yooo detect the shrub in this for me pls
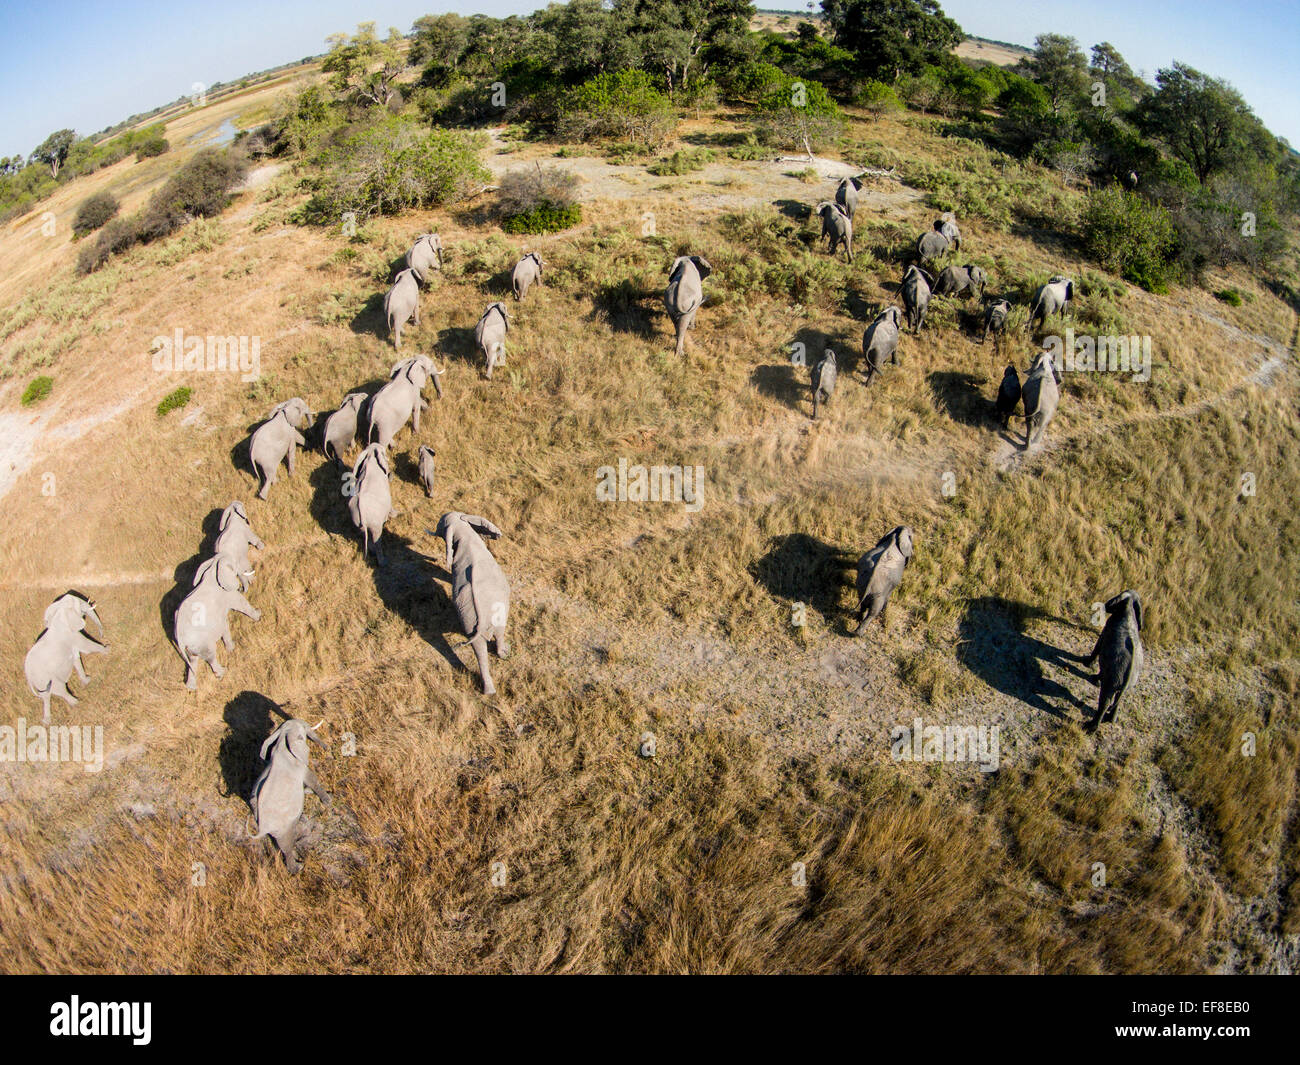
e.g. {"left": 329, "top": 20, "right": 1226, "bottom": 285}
{"left": 752, "top": 76, "right": 845, "bottom": 155}
{"left": 648, "top": 149, "right": 715, "bottom": 176}
{"left": 558, "top": 71, "right": 676, "bottom": 149}
{"left": 134, "top": 135, "right": 169, "bottom": 160}
{"left": 20, "top": 376, "right": 53, "bottom": 406}
{"left": 855, "top": 80, "right": 902, "bottom": 116}
{"left": 303, "top": 121, "right": 488, "bottom": 222}
{"left": 498, "top": 165, "right": 581, "bottom": 233}
{"left": 157, "top": 386, "right": 192, "bottom": 416}
{"left": 1082, "top": 185, "right": 1175, "bottom": 292}
{"left": 1214, "top": 288, "right": 1243, "bottom": 306}
{"left": 72, "top": 192, "right": 119, "bottom": 237}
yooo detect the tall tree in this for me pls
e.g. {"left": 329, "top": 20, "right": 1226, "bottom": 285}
{"left": 615, "top": 0, "right": 756, "bottom": 94}
{"left": 1025, "top": 34, "right": 1089, "bottom": 116}
{"left": 322, "top": 23, "right": 407, "bottom": 109}
{"left": 33, "top": 130, "right": 75, "bottom": 179}
{"left": 819, "top": 0, "right": 963, "bottom": 84}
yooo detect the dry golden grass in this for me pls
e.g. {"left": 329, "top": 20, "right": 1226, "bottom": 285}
{"left": 0, "top": 87, "right": 1297, "bottom": 972}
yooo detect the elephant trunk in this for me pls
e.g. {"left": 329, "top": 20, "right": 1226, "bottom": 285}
{"left": 86, "top": 605, "right": 103, "bottom": 636}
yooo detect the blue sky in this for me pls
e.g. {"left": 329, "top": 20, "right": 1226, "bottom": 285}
{"left": 0, "top": 0, "right": 1296, "bottom": 159}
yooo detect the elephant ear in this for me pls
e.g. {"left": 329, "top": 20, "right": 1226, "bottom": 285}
{"left": 1065, "top": 280, "right": 1075, "bottom": 301}
{"left": 895, "top": 526, "right": 914, "bottom": 561}
{"left": 465, "top": 515, "right": 503, "bottom": 539}
{"left": 43, "top": 596, "right": 76, "bottom": 630}
{"left": 260, "top": 722, "right": 289, "bottom": 762}
{"left": 919, "top": 268, "right": 934, "bottom": 288}
{"left": 1131, "top": 594, "right": 1143, "bottom": 631}
{"left": 691, "top": 256, "right": 712, "bottom": 280}
{"left": 285, "top": 723, "right": 310, "bottom": 762}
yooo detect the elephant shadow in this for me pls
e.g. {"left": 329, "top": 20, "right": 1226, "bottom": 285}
{"left": 927, "top": 371, "right": 991, "bottom": 428}
{"left": 751, "top": 364, "right": 805, "bottom": 411}
{"left": 773, "top": 198, "right": 811, "bottom": 222}
{"left": 367, "top": 531, "right": 468, "bottom": 678}
{"left": 436, "top": 325, "right": 479, "bottom": 366}
{"left": 956, "top": 597, "right": 1095, "bottom": 720}
{"left": 350, "top": 292, "right": 388, "bottom": 341}
{"left": 590, "top": 280, "right": 657, "bottom": 338}
{"left": 750, "top": 533, "right": 855, "bottom": 630}
{"left": 158, "top": 507, "right": 225, "bottom": 650}
{"left": 307, "top": 459, "right": 360, "bottom": 541}
{"left": 218, "top": 690, "right": 284, "bottom": 801}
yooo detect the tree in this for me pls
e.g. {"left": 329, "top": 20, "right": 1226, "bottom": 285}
{"left": 1025, "top": 34, "right": 1088, "bottom": 116}
{"left": 409, "top": 13, "right": 471, "bottom": 84}
{"left": 819, "top": 0, "right": 963, "bottom": 84}
{"left": 1138, "top": 63, "right": 1271, "bottom": 184}
{"left": 615, "top": 0, "right": 756, "bottom": 94}
{"left": 752, "top": 75, "right": 844, "bottom": 158}
{"left": 322, "top": 23, "right": 407, "bottom": 109}
{"left": 33, "top": 129, "right": 75, "bottom": 179}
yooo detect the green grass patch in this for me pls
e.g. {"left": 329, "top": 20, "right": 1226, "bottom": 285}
{"left": 20, "top": 375, "right": 52, "bottom": 406}
{"left": 156, "top": 386, "right": 192, "bottom": 416}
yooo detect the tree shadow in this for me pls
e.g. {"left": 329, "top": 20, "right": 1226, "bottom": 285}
{"left": 218, "top": 690, "right": 284, "bottom": 801}
{"left": 956, "top": 597, "right": 1096, "bottom": 720}
{"left": 927, "top": 371, "right": 991, "bottom": 427}
{"left": 750, "top": 533, "right": 854, "bottom": 627}
{"left": 590, "top": 279, "right": 657, "bottom": 338}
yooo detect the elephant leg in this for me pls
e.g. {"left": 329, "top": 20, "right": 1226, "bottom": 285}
{"left": 286, "top": 445, "right": 296, "bottom": 477}
{"left": 73, "top": 653, "right": 90, "bottom": 684}
{"left": 471, "top": 636, "right": 496, "bottom": 695}
{"left": 39, "top": 689, "right": 51, "bottom": 726}
{"left": 183, "top": 650, "right": 198, "bottom": 691}
{"left": 373, "top": 535, "right": 386, "bottom": 567}
{"left": 674, "top": 319, "right": 686, "bottom": 358}
{"left": 221, "top": 625, "right": 234, "bottom": 651}
{"left": 204, "top": 646, "right": 225, "bottom": 679}
{"left": 51, "top": 678, "right": 78, "bottom": 708}
{"left": 276, "top": 824, "right": 302, "bottom": 873}
{"left": 494, "top": 626, "right": 510, "bottom": 658}
{"left": 305, "top": 768, "right": 331, "bottom": 805}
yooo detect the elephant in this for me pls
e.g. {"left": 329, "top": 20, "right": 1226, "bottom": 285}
{"left": 1084, "top": 590, "right": 1144, "bottom": 732}
{"left": 980, "top": 298, "right": 1011, "bottom": 347}
{"left": 367, "top": 355, "right": 444, "bottom": 448}
{"left": 321, "top": 392, "right": 367, "bottom": 467}
{"left": 664, "top": 255, "right": 711, "bottom": 357}
{"left": 475, "top": 302, "right": 510, "bottom": 380}
{"left": 384, "top": 267, "right": 421, "bottom": 348}
{"left": 862, "top": 306, "right": 902, "bottom": 385}
{"left": 900, "top": 265, "right": 934, "bottom": 334}
{"left": 418, "top": 444, "right": 436, "bottom": 498}
{"left": 434, "top": 512, "right": 510, "bottom": 696}
{"left": 915, "top": 230, "right": 949, "bottom": 264}
{"left": 816, "top": 202, "right": 853, "bottom": 262}
{"left": 1026, "top": 276, "right": 1074, "bottom": 332}
{"left": 249, "top": 718, "right": 330, "bottom": 874}
{"left": 512, "top": 252, "right": 543, "bottom": 300}
{"left": 835, "top": 176, "right": 861, "bottom": 220}
{"left": 174, "top": 558, "right": 261, "bottom": 690}
{"left": 346, "top": 444, "right": 393, "bottom": 565}
{"left": 1021, "top": 350, "right": 1062, "bottom": 448}
{"left": 810, "top": 349, "right": 837, "bottom": 420}
{"left": 24, "top": 594, "right": 107, "bottom": 725}
{"left": 211, "top": 501, "right": 263, "bottom": 591}
{"left": 250, "top": 398, "right": 313, "bottom": 500}
{"left": 994, "top": 364, "right": 1021, "bottom": 428}
{"left": 405, "top": 233, "right": 443, "bottom": 282}
{"left": 933, "top": 264, "right": 986, "bottom": 301}
{"left": 855, "top": 525, "right": 914, "bottom": 634}
{"left": 935, "top": 212, "right": 961, "bottom": 251}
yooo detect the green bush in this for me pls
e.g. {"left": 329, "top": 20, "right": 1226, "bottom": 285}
{"left": 502, "top": 202, "right": 582, "bottom": 234}
{"left": 648, "top": 149, "right": 715, "bottom": 176}
{"left": 855, "top": 80, "right": 902, "bottom": 116}
{"left": 1214, "top": 288, "right": 1243, "bottom": 306}
{"left": 72, "top": 192, "right": 120, "bottom": 237}
{"left": 558, "top": 71, "right": 676, "bottom": 148}
{"left": 20, "top": 376, "right": 53, "bottom": 406}
{"left": 1082, "top": 185, "right": 1176, "bottom": 292}
{"left": 157, "top": 386, "right": 192, "bottom": 416}
{"left": 134, "top": 135, "right": 169, "bottom": 160}
{"left": 752, "top": 76, "right": 845, "bottom": 154}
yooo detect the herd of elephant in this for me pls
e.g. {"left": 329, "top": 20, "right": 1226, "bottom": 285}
{"left": 808, "top": 177, "right": 1074, "bottom": 451}
{"left": 18, "top": 197, "right": 1141, "bottom": 870}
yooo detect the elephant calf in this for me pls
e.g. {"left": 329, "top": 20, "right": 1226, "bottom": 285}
{"left": 418, "top": 445, "right": 436, "bottom": 498}
{"left": 900, "top": 265, "right": 934, "bottom": 334}
{"left": 385, "top": 267, "right": 421, "bottom": 348}
{"left": 435, "top": 512, "right": 511, "bottom": 696}
{"left": 1084, "top": 591, "right": 1144, "bottom": 732}
{"left": 994, "top": 365, "right": 1021, "bottom": 428}
{"left": 862, "top": 306, "right": 902, "bottom": 386}
{"left": 174, "top": 556, "right": 261, "bottom": 690}
{"left": 250, "top": 398, "right": 313, "bottom": 501}
{"left": 933, "top": 264, "right": 986, "bottom": 301}
{"left": 322, "top": 392, "right": 367, "bottom": 467}
{"left": 981, "top": 298, "right": 1011, "bottom": 348}
{"left": 512, "top": 252, "right": 543, "bottom": 300}
{"left": 816, "top": 202, "right": 853, "bottom": 263}
{"left": 1022, "top": 351, "right": 1062, "bottom": 448}
{"left": 406, "top": 233, "right": 443, "bottom": 282}
{"left": 664, "top": 255, "right": 711, "bottom": 357}
{"left": 24, "top": 593, "right": 107, "bottom": 725}
{"left": 211, "top": 500, "right": 263, "bottom": 591}
{"left": 250, "top": 719, "right": 330, "bottom": 874}
{"left": 855, "top": 526, "right": 914, "bottom": 634}
{"left": 810, "top": 349, "right": 837, "bottom": 420}
{"left": 475, "top": 302, "right": 510, "bottom": 380}
{"left": 347, "top": 444, "right": 393, "bottom": 565}
{"left": 1027, "top": 276, "right": 1074, "bottom": 333}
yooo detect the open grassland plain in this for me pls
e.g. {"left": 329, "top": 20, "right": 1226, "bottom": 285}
{"left": 0, "top": 75, "right": 1298, "bottom": 973}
